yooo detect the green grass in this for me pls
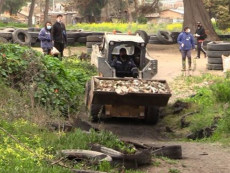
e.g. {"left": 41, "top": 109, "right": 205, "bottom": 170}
{"left": 162, "top": 74, "right": 230, "bottom": 144}
{"left": 0, "top": 22, "right": 28, "bottom": 28}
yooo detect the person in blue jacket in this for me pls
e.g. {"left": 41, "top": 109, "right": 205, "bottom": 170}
{"left": 177, "top": 27, "right": 195, "bottom": 71}
{"left": 38, "top": 21, "right": 52, "bottom": 55}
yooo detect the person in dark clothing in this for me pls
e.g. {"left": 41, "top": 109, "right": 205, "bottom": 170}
{"left": 195, "top": 22, "right": 207, "bottom": 59}
{"left": 177, "top": 27, "right": 195, "bottom": 71}
{"left": 111, "top": 48, "right": 139, "bottom": 78}
{"left": 52, "top": 14, "right": 67, "bottom": 59}
{"left": 38, "top": 21, "right": 52, "bottom": 55}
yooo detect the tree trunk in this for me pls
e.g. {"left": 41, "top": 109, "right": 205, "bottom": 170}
{"left": 0, "top": 0, "right": 4, "bottom": 14}
{"left": 183, "top": 0, "right": 219, "bottom": 41}
{"left": 125, "top": 0, "right": 132, "bottom": 22}
{"left": 43, "top": 0, "right": 49, "bottom": 24}
{"left": 28, "top": 0, "right": 36, "bottom": 27}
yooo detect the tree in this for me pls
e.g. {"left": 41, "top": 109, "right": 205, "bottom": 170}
{"left": 43, "top": 0, "right": 49, "bottom": 24}
{"left": 0, "top": 0, "right": 4, "bottom": 14}
{"left": 28, "top": 0, "right": 36, "bottom": 27}
{"left": 183, "top": 0, "right": 219, "bottom": 41}
{"left": 203, "top": 0, "right": 230, "bottom": 29}
{"left": 67, "top": 0, "right": 108, "bottom": 23}
{"left": 3, "top": 0, "right": 28, "bottom": 15}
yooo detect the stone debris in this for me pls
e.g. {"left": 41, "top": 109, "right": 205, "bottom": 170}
{"left": 94, "top": 79, "right": 170, "bottom": 95}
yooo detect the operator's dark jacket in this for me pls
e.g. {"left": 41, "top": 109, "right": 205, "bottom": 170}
{"left": 52, "top": 22, "right": 67, "bottom": 43}
{"left": 111, "top": 56, "right": 138, "bottom": 77}
{"left": 195, "top": 26, "right": 206, "bottom": 41}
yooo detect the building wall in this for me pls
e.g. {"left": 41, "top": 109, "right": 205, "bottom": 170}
{"left": 161, "top": 1, "right": 183, "bottom": 10}
{"left": 160, "top": 10, "right": 183, "bottom": 19}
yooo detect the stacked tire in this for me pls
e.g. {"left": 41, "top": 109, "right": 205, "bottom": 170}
{"left": 86, "top": 35, "right": 103, "bottom": 54}
{"left": 148, "top": 31, "right": 174, "bottom": 44}
{"left": 66, "top": 31, "right": 80, "bottom": 46}
{"left": 12, "top": 29, "right": 31, "bottom": 46}
{"left": 207, "top": 41, "right": 230, "bottom": 70}
{"left": 77, "top": 32, "right": 92, "bottom": 44}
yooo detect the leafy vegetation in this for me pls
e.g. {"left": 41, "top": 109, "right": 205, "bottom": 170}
{"left": 0, "top": 43, "right": 96, "bottom": 115}
{"left": 0, "top": 22, "right": 27, "bottom": 28}
{"left": 68, "top": 22, "right": 183, "bottom": 34}
{"left": 0, "top": 117, "right": 139, "bottom": 172}
{"left": 0, "top": 43, "right": 143, "bottom": 172}
{"left": 163, "top": 74, "right": 230, "bottom": 143}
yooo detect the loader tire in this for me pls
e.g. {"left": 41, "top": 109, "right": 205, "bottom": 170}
{"left": 84, "top": 81, "right": 90, "bottom": 107}
{"left": 135, "top": 30, "right": 149, "bottom": 45}
{"left": 89, "top": 104, "right": 103, "bottom": 122}
{"left": 145, "top": 106, "right": 159, "bottom": 125}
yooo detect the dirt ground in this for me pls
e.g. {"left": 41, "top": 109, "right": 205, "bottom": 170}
{"left": 41, "top": 44, "right": 229, "bottom": 173}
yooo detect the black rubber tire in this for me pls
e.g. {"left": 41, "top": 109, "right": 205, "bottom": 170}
{"left": 90, "top": 144, "right": 123, "bottom": 158}
{"left": 60, "top": 149, "right": 112, "bottom": 163}
{"left": 31, "top": 42, "right": 40, "bottom": 47}
{"left": 208, "top": 57, "right": 223, "bottom": 64}
{"left": 86, "top": 35, "right": 103, "bottom": 42}
{"left": 0, "top": 31, "right": 12, "bottom": 38}
{"left": 67, "top": 38, "right": 75, "bottom": 43}
{"left": 170, "top": 31, "right": 180, "bottom": 43}
{"left": 89, "top": 104, "right": 103, "bottom": 122}
{"left": 86, "top": 41, "right": 101, "bottom": 48}
{"left": 148, "top": 40, "right": 163, "bottom": 44}
{"left": 157, "top": 31, "right": 173, "bottom": 44}
{"left": 84, "top": 81, "right": 91, "bottom": 107}
{"left": 149, "top": 35, "right": 160, "bottom": 41}
{"left": 79, "top": 32, "right": 92, "bottom": 37}
{"left": 34, "top": 28, "right": 41, "bottom": 32}
{"left": 207, "top": 41, "right": 230, "bottom": 51}
{"left": 28, "top": 32, "right": 39, "bottom": 38}
{"left": 66, "top": 32, "right": 80, "bottom": 38}
{"left": 0, "top": 36, "right": 8, "bottom": 43}
{"left": 151, "top": 145, "right": 182, "bottom": 159}
{"left": 12, "top": 29, "right": 31, "bottom": 45}
{"left": 207, "top": 50, "right": 230, "bottom": 58}
{"left": 28, "top": 27, "right": 34, "bottom": 32}
{"left": 218, "top": 35, "right": 226, "bottom": 39}
{"left": 77, "top": 37, "right": 87, "bottom": 43}
{"left": 31, "top": 37, "right": 37, "bottom": 43}
{"left": 145, "top": 106, "right": 160, "bottom": 125}
{"left": 92, "top": 32, "right": 105, "bottom": 35}
{"left": 207, "top": 63, "right": 223, "bottom": 70}
{"left": 135, "top": 30, "right": 149, "bottom": 45}
{"left": 66, "top": 38, "right": 75, "bottom": 46}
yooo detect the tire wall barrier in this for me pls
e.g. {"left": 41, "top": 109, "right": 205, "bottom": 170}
{"left": 207, "top": 41, "right": 230, "bottom": 70}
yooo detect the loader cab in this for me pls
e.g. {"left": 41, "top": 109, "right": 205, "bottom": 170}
{"left": 101, "top": 33, "right": 147, "bottom": 70}
{"left": 94, "top": 32, "right": 157, "bottom": 79}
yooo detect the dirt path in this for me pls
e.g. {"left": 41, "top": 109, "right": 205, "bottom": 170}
{"left": 78, "top": 44, "right": 228, "bottom": 173}
{"left": 34, "top": 44, "right": 228, "bottom": 173}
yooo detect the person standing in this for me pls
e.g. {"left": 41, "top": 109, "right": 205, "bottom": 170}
{"left": 177, "top": 27, "right": 195, "bottom": 71}
{"left": 195, "top": 22, "right": 207, "bottom": 59}
{"left": 38, "top": 21, "right": 52, "bottom": 55}
{"left": 52, "top": 14, "right": 67, "bottom": 59}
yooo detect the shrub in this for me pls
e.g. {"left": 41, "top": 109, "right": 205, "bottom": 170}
{"left": 210, "top": 79, "right": 230, "bottom": 103}
{"left": 0, "top": 43, "right": 96, "bottom": 115}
